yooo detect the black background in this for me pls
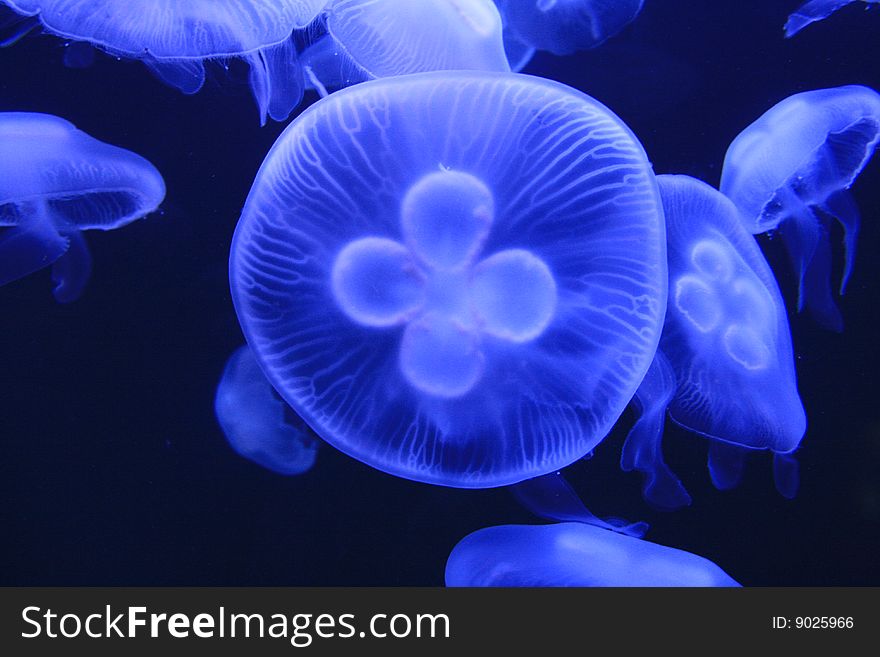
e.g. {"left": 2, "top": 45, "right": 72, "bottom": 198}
{"left": 1, "top": 0, "right": 878, "bottom": 586}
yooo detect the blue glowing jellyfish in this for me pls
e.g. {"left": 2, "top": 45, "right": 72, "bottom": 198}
{"left": 0, "top": 112, "right": 165, "bottom": 302}
{"left": 720, "top": 85, "right": 880, "bottom": 330}
{"left": 215, "top": 345, "right": 319, "bottom": 476}
{"left": 231, "top": 71, "right": 667, "bottom": 488}
{"left": 622, "top": 175, "right": 805, "bottom": 509}
{"left": 785, "top": 0, "right": 879, "bottom": 37}
{"left": 493, "top": 0, "right": 644, "bottom": 55}
{"left": 445, "top": 522, "right": 741, "bottom": 586}
{"left": 303, "top": 0, "right": 509, "bottom": 94}
{"left": 0, "top": 1, "right": 330, "bottom": 124}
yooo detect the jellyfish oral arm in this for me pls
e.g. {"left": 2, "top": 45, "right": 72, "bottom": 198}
{"left": 0, "top": 198, "right": 69, "bottom": 288}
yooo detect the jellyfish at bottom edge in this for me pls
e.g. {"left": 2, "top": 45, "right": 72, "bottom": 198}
{"left": 0, "top": 111, "right": 165, "bottom": 302}
{"left": 720, "top": 85, "right": 880, "bottom": 331}
{"left": 215, "top": 345, "right": 319, "bottom": 476}
{"left": 445, "top": 522, "right": 740, "bottom": 587}
{"left": 621, "top": 175, "right": 805, "bottom": 510}
{"left": 785, "top": 0, "right": 879, "bottom": 37}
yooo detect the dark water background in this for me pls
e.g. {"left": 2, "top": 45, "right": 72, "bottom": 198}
{"left": 1, "top": 1, "right": 878, "bottom": 586}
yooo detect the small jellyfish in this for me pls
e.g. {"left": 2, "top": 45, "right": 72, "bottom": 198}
{"left": 622, "top": 175, "right": 805, "bottom": 509}
{"left": 720, "top": 85, "right": 880, "bottom": 330}
{"left": 445, "top": 523, "right": 741, "bottom": 586}
{"left": 0, "top": 112, "right": 165, "bottom": 302}
{"left": 785, "top": 0, "right": 879, "bottom": 37}
{"left": 215, "top": 345, "right": 319, "bottom": 476}
{"left": 231, "top": 71, "right": 667, "bottom": 488}
{"left": 303, "top": 0, "right": 509, "bottom": 94}
{"left": 0, "top": 0, "right": 330, "bottom": 124}
{"left": 493, "top": 0, "right": 645, "bottom": 56}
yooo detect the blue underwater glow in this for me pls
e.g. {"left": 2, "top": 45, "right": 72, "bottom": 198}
{"left": 785, "top": 0, "right": 880, "bottom": 37}
{"left": 623, "top": 175, "right": 805, "bottom": 510}
{"left": 215, "top": 345, "right": 319, "bottom": 476}
{"left": 231, "top": 70, "right": 667, "bottom": 488}
{"left": 1, "top": 1, "right": 879, "bottom": 589}
{"left": 0, "top": 0, "right": 329, "bottom": 124}
{"left": 445, "top": 522, "right": 741, "bottom": 587}
{"left": 0, "top": 111, "right": 165, "bottom": 302}
{"left": 493, "top": 0, "right": 645, "bottom": 55}
{"left": 720, "top": 85, "right": 880, "bottom": 331}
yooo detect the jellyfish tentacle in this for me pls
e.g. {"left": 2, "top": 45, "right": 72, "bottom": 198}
{"left": 0, "top": 200, "right": 69, "bottom": 287}
{"left": 511, "top": 471, "right": 648, "bottom": 538}
{"left": 773, "top": 451, "right": 800, "bottom": 499}
{"left": 622, "top": 350, "right": 692, "bottom": 510}
{"left": 820, "top": 189, "right": 861, "bottom": 294}
{"left": 707, "top": 440, "right": 749, "bottom": 491}
{"left": 143, "top": 56, "right": 206, "bottom": 95}
{"left": 247, "top": 37, "right": 305, "bottom": 126}
{"left": 51, "top": 230, "right": 92, "bottom": 303}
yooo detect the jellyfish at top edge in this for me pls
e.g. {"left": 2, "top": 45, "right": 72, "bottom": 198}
{"left": 445, "top": 523, "right": 741, "bottom": 587}
{"left": 622, "top": 175, "right": 806, "bottom": 510}
{"left": 0, "top": 112, "right": 165, "bottom": 302}
{"left": 230, "top": 71, "right": 667, "bottom": 488}
{"left": 720, "top": 85, "right": 880, "bottom": 331}
{"left": 493, "top": 0, "right": 644, "bottom": 56}
{"left": 215, "top": 345, "right": 319, "bottom": 476}
{"left": 303, "top": 0, "right": 509, "bottom": 95}
{"left": 0, "top": 1, "right": 330, "bottom": 124}
{"left": 785, "top": 0, "right": 879, "bottom": 37}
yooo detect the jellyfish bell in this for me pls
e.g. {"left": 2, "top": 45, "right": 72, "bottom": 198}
{"left": 720, "top": 85, "right": 880, "bottom": 330}
{"left": 230, "top": 70, "right": 667, "bottom": 488}
{"left": 445, "top": 522, "right": 741, "bottom": 587}
{"left": 303, "top": 0, "right": 509, "bottom": 94}
{"left": 0, "top": 0, "right": 331, "bottom": 124}
{"left": 785, "top": 0, "right": 879, "bottom": 37}
{"left": 622, "top": 175, "right": 805, "bottom": 509}
{"left": 0, "top": 111, "right": 165, "bottom": 302}
{"left": 215, "top": 345, "right": 319, "bottom": 476}
{"left": 493, "top": 0, "right": 645, "bottom": 56}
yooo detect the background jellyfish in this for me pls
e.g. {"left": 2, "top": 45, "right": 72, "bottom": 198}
{"left": 215, "top": 345, "right": 319, "bottom": 476}
{"left": 0, "top": 0, "right": 330, "bottom": 124}
{"left": 785, "top": 0, "right": 879, "bottom": 37}
{"left": 0, "top": 111, "right": 165, "bottom": 302}
{"left": 302, "top": 0, "right": 509, "bottom": 95}
{"left": 720, "top": 85, "right": 880, "bottom": 330}
{"left": 231, "top": 71, "right": 667, "bottom": 488}
{"left": 445, "top": 522, "right": 741, "bottom": 586}
{"left": 622, "top": 175, "right": 806, "bottom": 510}
{"left": 493, "top": 0, "right": 645, "bottom": 56}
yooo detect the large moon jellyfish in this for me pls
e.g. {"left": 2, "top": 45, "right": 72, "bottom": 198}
{"left": 785, "top": 0, "right": 879, "bottom": 37}
{"left": 720, "top": 85, "right": 880, "bottom": 330}
{"left": 445, "top": 522, "right": 741, "bottom": 586}
{"left": 302, "top": 0, "right": 509, "bottom": 94}
{"left": 493, "top": 0, "right": 645, "bottom": 55}
{"left": 230, "top": 71, "right": 667, "bottom": 488}
{"left": 0, "top": 111, "right": 165, "bottom": 302}
{"left": 215, "top": 345, "right": 319, "bottom": 476}
{"left": 0, "top": 0, "right": 329, "bottom": 124}
{"left": 622, "top": 175, "right": 805, "bottom": 509}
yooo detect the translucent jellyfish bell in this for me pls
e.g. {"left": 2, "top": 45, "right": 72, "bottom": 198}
{"left": 0, "top": 112, "right": 165, "bottom": 302}
{"left": 785, "top": 1, "right": 879, "bottom": 37}
{"left": 493, "top": 0, "right": 645, "bottom": 56}
{"left": 720, "top": 85, "right": 880, "bottom": 330}
{"left": 445, "top": 523, "right": 741, "bottom": 587}
{"left": 0, "top": 0, "right": 330, "bottom": 123}
{"left": 302, "top": 0, "right": 509, "bottom": 94}
{"left": 231, "top": 71, "right": 667, "bottom": 488}
{"left": 215, "top": 345, "right": 319, "bottom": 476}
{"left": 622, "top": 175, "right": 805, "bottom": 510}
